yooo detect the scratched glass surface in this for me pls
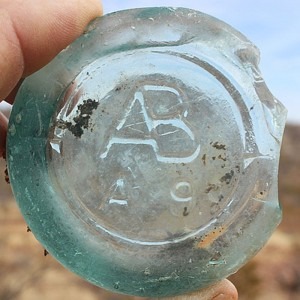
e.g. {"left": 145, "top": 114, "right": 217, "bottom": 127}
{"left": 7, "top": 7, "right": 287, "bottom": 297}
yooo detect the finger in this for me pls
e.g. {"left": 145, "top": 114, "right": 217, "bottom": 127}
{"left": 0, "top": 0, "right": 103, "bottom": 100}
{"left": 163, "top": 279, "right": 238, "bottom": 300}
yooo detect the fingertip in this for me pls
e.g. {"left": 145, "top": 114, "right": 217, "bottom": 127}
{"left": 163, "top": 279, "right": 238, "bottom": 300}
{"left": 212, "top": 280, "right": 238, "bottom": 300}
{"left": 19, "top": 0, "right": 104, "bottom": 76}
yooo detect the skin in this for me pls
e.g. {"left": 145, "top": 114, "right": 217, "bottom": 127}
{"left": 0, "top": 1, "right": 238, "bottom": 299}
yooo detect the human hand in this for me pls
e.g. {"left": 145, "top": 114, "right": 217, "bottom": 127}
{"left": 0, "top": 1, "right": 238, "bottom": 299}
{"left": 0, "top": 0, "right": 102, "bottom": 157}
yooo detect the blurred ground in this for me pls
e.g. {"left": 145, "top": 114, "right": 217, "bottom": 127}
{"left": 0, "top": 124, "right": 299, "bottom": 300}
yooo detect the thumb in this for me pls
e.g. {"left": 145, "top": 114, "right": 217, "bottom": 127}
{"left": 0, "top": 0, "right": 102, "bottom": 157}
{"left": 0, "top": 0, "right": 103, "bottom": 100}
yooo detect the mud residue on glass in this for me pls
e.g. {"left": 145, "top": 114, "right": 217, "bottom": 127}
{"left": 58, "top": 99, "right": 99, "bottom": 138}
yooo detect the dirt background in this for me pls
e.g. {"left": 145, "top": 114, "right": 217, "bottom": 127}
{"left": 0, "top": 124, "right": 299, "bottom": 300}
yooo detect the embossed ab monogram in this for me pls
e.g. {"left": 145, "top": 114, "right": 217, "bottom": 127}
{"left": 99, "top": 85, "right": 200, "bottom": 208}
{"left": 100, "top": 85, "right": 200, "bottom": 163}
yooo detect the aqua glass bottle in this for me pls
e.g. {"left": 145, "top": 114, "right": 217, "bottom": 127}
{"left": 7, "top": 7, "right": 287, "bottom": 297}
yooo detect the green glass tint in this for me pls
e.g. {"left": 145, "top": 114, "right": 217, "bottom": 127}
{"left": 7, "top": 7, "right": 287, "bottom": 297}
